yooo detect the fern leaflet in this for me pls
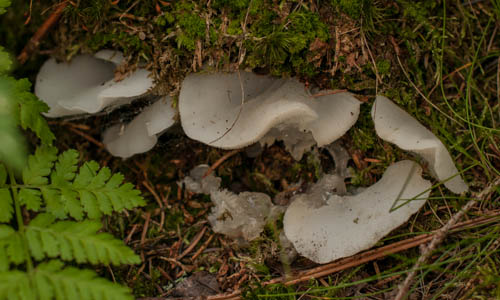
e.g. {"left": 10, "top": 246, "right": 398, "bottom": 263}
{"left": 35, "top": 260, "right": 134, "bottom": 300}
{"left": 25, "top": 213, "right": 140, "bottom": 265}
{"left": 0, "top": 260, "right": 134, "bottom": 300}
{"left": 0, "top": 225, "right": 25, "bottom": 268}
{"left": 0, "top": 270, "right": 33, "bottom": 300}
{"left": 0, "top": 164, "right": 13, "bottom": 222}
{"left": 18, "top": 147, "right": 145, "bottom": 220}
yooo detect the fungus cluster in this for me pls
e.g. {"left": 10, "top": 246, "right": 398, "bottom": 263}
{"left": 179, "top": 71, "right": 361, "bottom": 160}
{"left": 36, "top": 52, "right": 468, "bottom": 264}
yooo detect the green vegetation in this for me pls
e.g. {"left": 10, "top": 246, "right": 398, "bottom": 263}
{"left": 0, "top": 3, "right": 145, "bottom": 299}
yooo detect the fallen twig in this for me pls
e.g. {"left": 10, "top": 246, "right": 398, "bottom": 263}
{"left": 191, "top": 233, "right": 215, "bottom": 261}
{"left": 311, "top": 89, "right": 347, "bottom": 98}
{"left": 203, "top": 149, "right": 241, "bottom": 178}
{"left": 140, "top": 212, "right": 151, "bottom": 247}
{"left": 395, "top": 178, "right": 500, "bottom": 300}
{"left": 176, "top": 226, "right": 207, "bottom": 260}
{"left": 18, "top": 1, "right": 68, "bottom": 64}
{"left": 66, "top": 126, "right": 105, "bottom": 149}
{"left": 142, "top": 180, "right": 164, "bottom": 208}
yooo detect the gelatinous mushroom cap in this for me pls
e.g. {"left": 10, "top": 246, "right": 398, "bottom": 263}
{"left": 372, "top": 96, "right": 468, "bottom": 194}
{"left": 35, "top": 50, "right": 153, "bottom": 117}
{"left": 179, "top": 72, "right": 360, "bottom": 158}
{"left": 284, "top": 160, "right": 431, "bottom": 264}
{"left": 102, "top": 97, "right": 175, "bottom": 158}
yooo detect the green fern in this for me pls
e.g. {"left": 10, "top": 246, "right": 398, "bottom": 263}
{"left": 0, "top": 147, "right": 145, "bottom": 299}
{"left": 0, "top": 3, "right": 145, "bottom": 298}
{"left": 18, "top": 147, "right": 145, "bottom": 220}
{"left": 0, "top": 0, "right": 10, "bottom": 15}
{"left": 1, "top": 18, "right": 54, "bottom": 172}
{"left": 0, "top": 165, "right": 13, "bottom": 222}
{"left": 0, "top": 260, "right": 134, "bottom": 300}
{"left": 24, "top": 213, "right": 140, "bottom": 265}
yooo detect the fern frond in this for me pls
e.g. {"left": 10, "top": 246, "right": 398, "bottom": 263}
{"left": 0, "top": 164, "right": 13, "bottom": 223}
{"left": 0, "top": 261, "right": 134, "bottom": 300}
{"left": 35, "top": 260, "right": 134, "bottom": 300}
{"left": 71, "top": 161, "right": 145, "bottom": 218}
{"left": 0, "top": 1, "right": 11, "bottom": 16}
{"left": 18, "top": 188, "right": 41, "bottom": 212}
{"left": 25, "top": 214, "right": 141, "bottom": 265}
{"left": 51, "top": 149, "right": 79, "bottom": 186}
{"left": 18, "top": 149, "right": 145, "bottom": 220}
{"left": 15, "top": 78, "right": 55, "bottom": 146}
{"left": 0, "top": 225, "right": 26, "bottom": 268}
{"left": 0, "top": 188, "right": 13, "bottom": 223}
{"left": 22, "top": 146, "right": 58, "bottom": 185}
{"left": 0, "top": 76, "right": 29, "bottom": 172}
{"left": 0, "top": 270, "right": 33, "bottom": 300}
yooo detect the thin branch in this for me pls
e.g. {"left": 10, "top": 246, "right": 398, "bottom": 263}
{"left": 203, "top": 149, "right": 241, "bottom": 178}
{"left": 176, "top": 226, "right": 207, "bottom": 260}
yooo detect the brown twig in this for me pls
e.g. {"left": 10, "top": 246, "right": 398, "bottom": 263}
{"left": 158, "top": 257, "right": 193, "bottom": 273}
{"left": 207, "top": 210, "right": 500, "bottom": 300}
{"left": 394, "top": 178, "right": 500, "bottom": 300}
{"left": 66, "top": 126, "right": 105, "bottom": 149}
{"left": 142, "top": 180, "right": 163, "bottom": 208}
{"left": 140, "top": 212, "right": 151, "bottom": 247}
{"left": 311, "top": 89, "right": 347, "bottom": 98}
{"left": 176, "top": 227, "right": 207, "bottom": 260}
{"left": 18, "top": 2, "right": 68, "bottom": 64}
{"left": 124, "top": 224, "right": 138, "bottom": 244}
{"left": 203, "top": 149, "right": 241, "bottom": 178}
{"left": 191, "top": 233, "right": 215, "bottom": 261}
{"left": 157, "top": 266, "right": 173, "bottom": 282}
{"left": 47, "top": 121, "right": 91, "bottom": 131}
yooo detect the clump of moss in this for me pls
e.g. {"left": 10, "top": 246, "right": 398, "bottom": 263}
{"left": 246, "top": 8, "right": 329, "bottom": 76}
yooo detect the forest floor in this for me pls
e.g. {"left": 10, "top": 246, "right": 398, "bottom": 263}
{"left": 1, "top": 0, "right": 499, "bottom": 299}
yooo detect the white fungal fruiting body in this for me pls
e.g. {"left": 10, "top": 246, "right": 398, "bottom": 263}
{"left": 102, "top": 97, "right": 175, "bottom": 158}
{"left": 208, "top": 190, "right": 276, "bottom": 241}
{"left": 179, "top": 72, "right": 360, "bottom": 159}
{"left": 181, "top": 164, "right": 222, "bottom": 194}
{"left": 284, "top": 160, "right": 431, "bottom": 264}
{"left": 372, "top": 96, "right": 468, "bottom": 194}
{"left": 35, "top": 50, "right": 153, "bottom": 117}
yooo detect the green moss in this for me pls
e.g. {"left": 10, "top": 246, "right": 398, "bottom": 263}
{"left": 176, "top": 13, "right": 205, "bottom": 50}
{"left": 213, "top": 0, "right": 251, "bottom": 11}
{"left": 245, "top": 7, "right": 329, "bottom": 75}
{"left": 227, "top": 19, "right": 243, "bottom": 35}
{"left": 376, "top": 59, "right": 391, "bottom": 75}
{"left": 89, "top": 31, "right": 148, "bottom": 54}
